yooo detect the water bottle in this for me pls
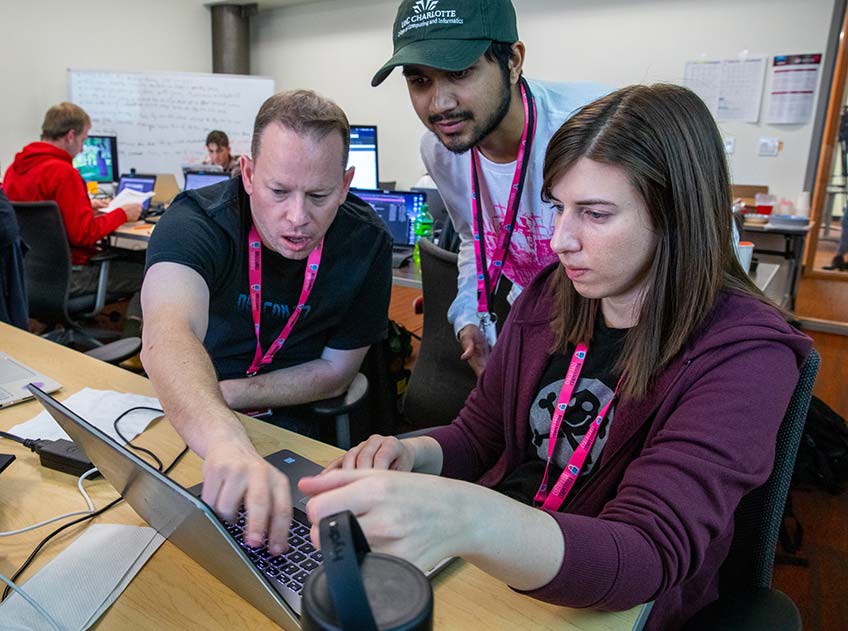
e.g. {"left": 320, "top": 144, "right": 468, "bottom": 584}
{"left": 412, "top": 203, "right": 434, "bottom": 264}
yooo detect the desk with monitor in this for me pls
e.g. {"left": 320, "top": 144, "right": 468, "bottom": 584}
{"left": 0, "top": 322, "right": 647, "bottom": 630}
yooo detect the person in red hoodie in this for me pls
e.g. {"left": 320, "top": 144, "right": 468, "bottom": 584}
{"left": 3, "top": 102, "right": 144, "bottom": 328}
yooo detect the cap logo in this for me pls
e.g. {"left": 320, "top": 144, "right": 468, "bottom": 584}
{"left": 399, "top": 0, "right": 463, "bottom": 36}
{"left": 413, "top": 0, "right": 439, "bottom": 13}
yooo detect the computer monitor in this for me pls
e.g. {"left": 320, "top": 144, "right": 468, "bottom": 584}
{"left": 348, "top": 126, "right": 379, "bottom": 190}
{"left": 117, "top": 173, "right": 157, "bottom": 211}
{"left": 353, "top": 188, "right": 426, "bottom": 247}
{"left": 184, "top": 171, "right": 231, "bottom": 191}
{"left": 74, "top": 135, "right": 119, "bottom": 184}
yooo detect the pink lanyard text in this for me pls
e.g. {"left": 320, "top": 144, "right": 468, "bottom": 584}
{"left": 470, "top": 78, "right": 537, "bottom": 315}
{"left": 246, "top": 225, "right": 323, "bottom": 377}
{"left": 533, "top": 343, "right": 621, "bottom": 512}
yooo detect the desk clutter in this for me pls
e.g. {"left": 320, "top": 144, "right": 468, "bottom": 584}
{"left": 0, "top": 323, "right": 647, "bottom": 629}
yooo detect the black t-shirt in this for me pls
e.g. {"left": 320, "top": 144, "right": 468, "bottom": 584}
{"left": 496, "top": 316, "right": 628, "bottom": 505}
{"left": 145, "top": 178, "right": 392, "bottom": 380}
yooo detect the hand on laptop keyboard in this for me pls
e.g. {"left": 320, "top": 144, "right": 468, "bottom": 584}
{"left": 224, "top": 508, "right": 323, "bottom": 595}
{"left": 201, "top": 442, "right": 293, "bottom": 555}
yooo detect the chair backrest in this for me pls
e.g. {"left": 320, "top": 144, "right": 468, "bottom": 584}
{"left": 720, "top": 348, "right": 820, "bottom": 592}
{"left": 12, "top": 201, "right": 73, "bottom": 326}
{"left": 403, "top": 238, "right": 478, "bottom": 429}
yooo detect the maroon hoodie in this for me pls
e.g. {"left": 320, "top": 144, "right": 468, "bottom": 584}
{"left": 3, "top": 142, "right": 128, "bottom": 265}
{"left": 429, "top": 263, "right": 812, "bottom": 630}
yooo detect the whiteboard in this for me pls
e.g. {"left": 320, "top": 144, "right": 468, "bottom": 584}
{"left": 68, "top": 69, "right": 275, "bottom": 183}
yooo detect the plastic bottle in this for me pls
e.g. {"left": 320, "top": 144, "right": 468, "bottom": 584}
{"left": 412, "top": 202, "right": 434, "bottom": 264}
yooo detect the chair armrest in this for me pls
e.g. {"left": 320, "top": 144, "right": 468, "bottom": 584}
{"left": 83, "top": 337, "right": 142, "bottom": 365}
{"left": 309, "top": 373, "right": 369, "bottom": 416}
{"left": 683, "top": 588, "right": 801, "bottom": 631}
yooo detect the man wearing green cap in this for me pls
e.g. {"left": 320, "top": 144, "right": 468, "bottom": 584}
{"left": 374, "top": 0, "right": 607, "bottom": 376}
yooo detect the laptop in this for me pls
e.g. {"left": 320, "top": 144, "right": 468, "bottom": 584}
{"left": 184, "top": 170, "right": 232, "bottom": 191}
{"left": 117, "top": 173, "right": 158, "bottom": 211}
{"left": 352, "top": 188, "right": 426, "bottom": 268}
{"left": 27, "top": 386, "right": 450, "bottom": 628}
{"left": 0, "top": 353, "right": 61, "bottom": 408}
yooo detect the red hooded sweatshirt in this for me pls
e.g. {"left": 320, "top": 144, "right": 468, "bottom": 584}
{"left": 3, "top": 142, "right": 128, "bottom": 265}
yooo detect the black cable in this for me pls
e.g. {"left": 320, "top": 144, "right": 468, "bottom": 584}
{"left": 112, "top": 406, "right": 165, "bottom": 472}
{"left": 0, "top": 430, "right": 27, "bottom": 445}
{"left": 1, "top": 413, "right": 188, "bottom": 602}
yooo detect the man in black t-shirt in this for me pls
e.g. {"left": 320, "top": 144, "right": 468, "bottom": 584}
{"left": 140, "top": 90, "right": 392, "bottom": 555}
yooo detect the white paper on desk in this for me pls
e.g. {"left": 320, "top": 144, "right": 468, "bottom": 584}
{"left": 102, "top": 187, "right": 154, "bottom": 213}
{"left": 0, "top": 524, "right": 164, "bottom": 630}
{"left": 10, "top": 387, "right": 162, "bottom": 444}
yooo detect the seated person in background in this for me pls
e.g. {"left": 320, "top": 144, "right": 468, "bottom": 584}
{"left": 141, "top": 90, "right": 392, "bottom": 554}
{"left": 204, "top": 129, "right": 241, "bottom": 177}
{"left": 299, "top": 85, "right": 812, "bottom": 630}
{"left": 3, "top": 103, "right": 144, "bottom": 328}
{"left": 0, "top": 184, "right": 28, "bottom": 329}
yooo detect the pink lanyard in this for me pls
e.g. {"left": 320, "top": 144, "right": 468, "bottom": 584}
{"left": 246, "top": 225, "right": 323, "bottom": 377}
{"left": 470, "top": 78, "right": 537, "bottom": 315}
{"left": 533, "top": 343, "right": 622, "bottom": 512}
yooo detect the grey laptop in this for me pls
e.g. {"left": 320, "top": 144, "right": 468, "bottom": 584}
{"left": 0, "top": 353, "right": 61, "bottom": 408}
{"left": 28, "top": 385, "right": 450, "bottom": 628}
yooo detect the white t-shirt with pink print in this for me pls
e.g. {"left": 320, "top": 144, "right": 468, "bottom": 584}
{"left": 420, "top": 79, "right": 610, "bottom": 339}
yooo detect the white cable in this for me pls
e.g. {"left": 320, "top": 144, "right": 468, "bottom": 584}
{"left": 0, "top": 467, "right": 99, "bottom": 537}
{"left": 0, "top": 572, "right": 65, "bottom": 631}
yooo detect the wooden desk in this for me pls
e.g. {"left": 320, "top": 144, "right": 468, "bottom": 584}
{"left": 0, "top": 324, "right": 646, "bottom": 630}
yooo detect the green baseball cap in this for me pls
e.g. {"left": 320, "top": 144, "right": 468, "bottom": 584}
{"left": 371, "top": 0, "right": 519, "bottom": 87}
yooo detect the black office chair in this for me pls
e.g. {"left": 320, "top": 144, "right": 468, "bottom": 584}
{"left": 402, "top": 238, "right": 477, "bottom": 429}
{"left": 12, "top": 201, "right": 140, "bottom": 364}
{"left": 684, "top": 348, "right": 820, "bottom": 631}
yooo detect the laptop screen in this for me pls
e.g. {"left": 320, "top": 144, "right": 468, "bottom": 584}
{"left": 117, "top": 174, "right": 157, "bottom": 210}
{"left": 185, "top": 171, "right": 231, "bottom": 191}
{"left": 353, "top": 189, "right": 425, "bottom": 247}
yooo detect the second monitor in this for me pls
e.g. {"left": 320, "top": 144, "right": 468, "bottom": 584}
{"left": 74, "top": 135, "right": 119, "bottom": 184}
{"left": 348, "top": 125, "right": 379, "bottom": 191}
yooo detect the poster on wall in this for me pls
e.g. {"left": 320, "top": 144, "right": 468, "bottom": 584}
{"left": 766, "top": 53, "right": 822, "bottom": 125}
{"left": 683, "top": 57, "right": 766, "bottom": 123}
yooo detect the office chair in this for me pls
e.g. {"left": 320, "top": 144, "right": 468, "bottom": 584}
{"left": 684, "top": 348, "right": 820, "bottom": 631}
{"left": 402, "top": 238, "right": 477, "bottom": 429}
{"left": 275, "top": 373, "right": 369, "bottom": 449}
{"left": 12, "top": 201, "right": 141, "bottom": 364}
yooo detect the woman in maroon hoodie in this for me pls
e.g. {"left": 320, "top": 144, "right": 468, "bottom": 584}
{"left": 300, "top": 84, "right": 812, "bottom": 629}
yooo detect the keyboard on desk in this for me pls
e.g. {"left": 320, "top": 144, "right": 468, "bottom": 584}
{"left": 224, "top": 508, "right": 322, "bottom": 596}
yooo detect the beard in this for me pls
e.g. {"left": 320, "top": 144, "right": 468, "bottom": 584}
{"left": 428, "top": 75, "right": 513, "bottom": 155}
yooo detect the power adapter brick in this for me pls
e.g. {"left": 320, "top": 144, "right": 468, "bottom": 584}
{"left": 26, "top": 439, "right": 96, "bottom": 477}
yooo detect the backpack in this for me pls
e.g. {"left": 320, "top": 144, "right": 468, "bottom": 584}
{"left": 792, "top": 396, "right": 848, "bottom": 494}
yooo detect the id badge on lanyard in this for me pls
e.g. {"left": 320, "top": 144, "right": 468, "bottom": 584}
{"left": 470, "top": 78, "right": 536, "bottom": 340}
{"left": 477, "top": 311, "right": 498, "bottom": 347}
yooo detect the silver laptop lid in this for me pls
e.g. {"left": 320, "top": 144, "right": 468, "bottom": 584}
{"left": 0, "top": 353, "right": 61, "bottom": 408}
{"left": 27, "top": 385, "right": 300, "bottom": 629}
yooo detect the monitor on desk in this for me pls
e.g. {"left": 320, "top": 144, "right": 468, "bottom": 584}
{"left": 184, "top": 171, "right": 232, "bottom": 191}
{"left": 348, "top": 125, "right": 379, "bottom": 190}
{"left": 74, "top": 135, "right": 119, "bottom": 184}
{"left": 353, "top": 188, "right": 425, "bottom": 247}
{"left": 117, "top": 173, "right": 157, "bottom": 211}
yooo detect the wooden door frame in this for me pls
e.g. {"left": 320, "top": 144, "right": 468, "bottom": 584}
{"left": 805, "top": 4, "right": 848, "bottom": 280}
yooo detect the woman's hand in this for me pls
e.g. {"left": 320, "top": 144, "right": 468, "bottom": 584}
{"left": 299, "top": 469, "right": 476, "bottom": 573}
{"left": 324, "top": 434, "right": 415, "bottom": 472}
{"left": 299, "top": 468, "right": 565, "bottom": 591}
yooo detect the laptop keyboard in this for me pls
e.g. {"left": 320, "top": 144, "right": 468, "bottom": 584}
{"left": 224, "top": 508, "right": 323, "bottom": 596}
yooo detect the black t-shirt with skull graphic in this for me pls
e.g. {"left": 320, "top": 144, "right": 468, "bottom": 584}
{"left": 495, "top": 316, "right": 628, "bottom": 507}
